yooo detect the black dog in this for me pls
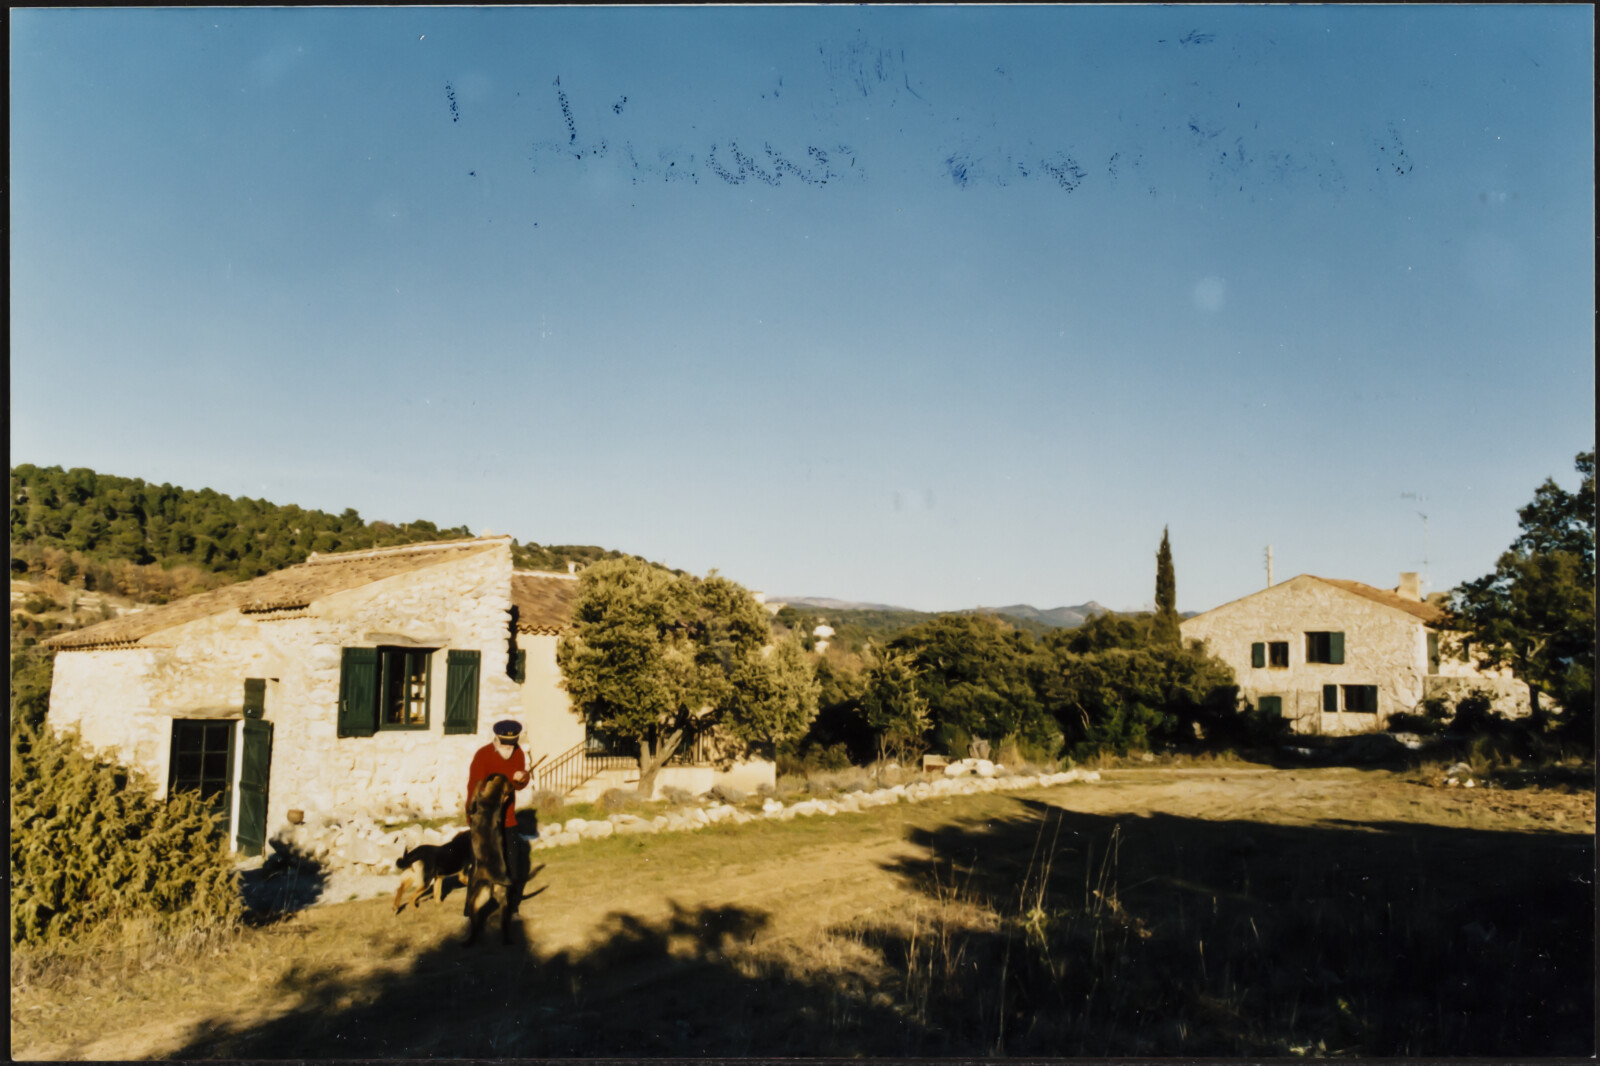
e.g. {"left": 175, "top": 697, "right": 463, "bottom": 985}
{"left": 393, "top": 831, "right": 474, "bottom": 915}
{"left": 463, "top": 773, "right": 523, "bottom": 945}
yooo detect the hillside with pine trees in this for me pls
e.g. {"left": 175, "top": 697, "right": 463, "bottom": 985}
{"left": 9, "top": 463, "right": 632, "bottom": 607}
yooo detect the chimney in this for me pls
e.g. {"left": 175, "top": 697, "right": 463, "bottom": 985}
{"left": 1397, "top": 572, "right": 1421, "bottom": 601}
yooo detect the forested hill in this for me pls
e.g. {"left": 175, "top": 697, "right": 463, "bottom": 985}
{"left": 9, "top": 463, "right": 632, "bottom": 602}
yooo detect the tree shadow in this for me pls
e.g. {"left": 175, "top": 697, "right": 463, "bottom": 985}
{"left": 168, "top": 796, "right": 1593, "bottom": 1058}
{"left": 239, "top": 853, "right": 330, "bottom": 923}
{"left": 168, "top": 893, "right": 930, "bottom": 1058}
{"left": 873, "top": 798, "right": 1595, "bottom": 1056}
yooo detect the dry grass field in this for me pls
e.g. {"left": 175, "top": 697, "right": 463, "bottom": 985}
{"left": 11, "top": 764, "right": 1595, "bottom": 1059}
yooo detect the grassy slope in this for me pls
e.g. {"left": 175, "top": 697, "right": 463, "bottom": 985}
{"left": 12, "top": 767, "right": 1594, "bottom": 1059}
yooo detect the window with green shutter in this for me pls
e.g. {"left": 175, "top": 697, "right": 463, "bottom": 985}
{"left": 444, "top": 650, "right": 482, "bottom": 735}
{"left": 510, "top": 649, "right": 527, "bottom": 684}
{"left": 1306, "top": 632, "right": 1345, "bottom": 664}
{"left": 1258, "top": 695, "right": 1283, "bottom": 717}
{"left": 1323, "top": 684, "right": 1339, "bottom": 713}
{"left": 338, "top": 648, "right": 379, "bottom": 737}
{"left": 1251, "top": 642, "right": 1266, "bottom": 668}
{"left": 1427, "top": 632, "right": 1441, "bottom": 675}
{"left": 1341, "top": 684, "right": 1378, "bottom": 713}
{"left": 378, "top": 648, "right": 432, "bottom": 730}
{"left": 1269, "top": 641, "right": 1289, "bottom": 668}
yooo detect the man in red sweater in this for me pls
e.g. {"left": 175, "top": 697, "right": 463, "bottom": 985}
{"left": 467, "top": 720, "right": 532, "bottom": 861}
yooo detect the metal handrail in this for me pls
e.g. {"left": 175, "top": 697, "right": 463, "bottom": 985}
{"left": 533, "top": 731, "right": 719, "bottom": 799}
{"left": 532, "top": 740, "right": 633, "bottom": 798}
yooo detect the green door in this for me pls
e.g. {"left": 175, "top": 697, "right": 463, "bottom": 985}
{"left": 236, "top": 719, "right": 274, "bottom": 857}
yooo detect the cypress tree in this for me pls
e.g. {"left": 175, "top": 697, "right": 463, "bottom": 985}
{"left": 1153, "top": 526, "right": 1181, "bottom": 645}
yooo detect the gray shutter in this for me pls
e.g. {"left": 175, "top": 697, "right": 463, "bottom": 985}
{"left": 338, "top": 648, "right": 379, "bottom": 737}
{"left": 1251, "top": 643, "right": 1266, "bottom": 669}
{"left": 1364, "top": 685, "right": 1379, "bottom": 713}
{"left": 444, "top": 650, "right": 482, "bottom": 735}
{"left": 1323, "top": 684, "right": 1339, "bottom": 712}
{"left": 1328, "top": 631, "right": 1345, "bottom": 665}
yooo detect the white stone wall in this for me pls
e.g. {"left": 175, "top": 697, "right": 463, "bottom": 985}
{"left": 46, "top": 542, "right": 555, "bottom": 841}
{"left": 1180, "top": 576, "right": 1435, "bottom": 735}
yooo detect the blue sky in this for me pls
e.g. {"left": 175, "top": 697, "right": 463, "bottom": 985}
{"left": 11, "top": 6, "right": 1594, "bottom": 613}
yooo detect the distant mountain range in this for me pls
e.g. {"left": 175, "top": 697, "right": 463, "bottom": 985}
{"left": 779, "top": 597, "right": 1120, "bottom": 630}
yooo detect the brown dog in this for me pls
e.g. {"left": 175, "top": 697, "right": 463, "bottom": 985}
{"left": 463, "top": 772, "right": 521, "bottom": 945}
{"left": 392, "top": 831, "right": 474, "bottom": 914}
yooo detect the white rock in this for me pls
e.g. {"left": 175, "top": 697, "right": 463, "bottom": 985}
{"left": 565, "top": 818, "right": 589, "bottom": 834}
{"left": 1464, "top": 779, "right": 1476, "bottom": 788}
{"left": 975, "top": 759, "right": 996, "bottom": 778}
{"left": 762, "top": 799, "right": 784, "bottom": 814}
{"left": 691, "top": 808, "right": 711, "bottom": 825}
{"left": 582, "top": 821, "right": 615, "bottom": 839}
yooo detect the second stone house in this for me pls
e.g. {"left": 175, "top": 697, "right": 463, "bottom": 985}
{"left": 1179, "top": 572, "right": 1531, "bottom": 735}
{"left": 43, "top": 535, "right": 771, "bottom": 854}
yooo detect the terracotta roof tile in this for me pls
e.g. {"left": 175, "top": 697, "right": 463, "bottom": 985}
{"left": 1312, "top": 577, "right": 1445, "bottom": 624}
{"left": 511, "top": 571, "right": 579, "bottom": 634}
{"left": 46, "top": 537, "right": 508, "bottom": 650}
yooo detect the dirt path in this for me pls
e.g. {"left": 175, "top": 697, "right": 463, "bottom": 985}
{"left": 13, "top": 767, "right": 1594, "bottom": 1060}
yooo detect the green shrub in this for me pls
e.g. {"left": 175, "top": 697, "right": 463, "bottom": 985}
{"left": 10, "top": 719, "right": 241, "bottom": 949}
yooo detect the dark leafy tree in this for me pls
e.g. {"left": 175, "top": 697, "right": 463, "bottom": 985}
{"left": 890, "top": 613, "right": 1057, "bottom": 753}
{"left": 1445, "top": 450, "right": 1595, "bottom": 742}
{"left": 1152, "top": 526, "right": 1181, "bottom": 645}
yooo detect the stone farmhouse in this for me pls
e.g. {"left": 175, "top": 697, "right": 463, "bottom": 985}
{"left": 1179, "top": 571, "right": 1531, "bottom": 735}
{"left": 43, "top": 536, "right": 772, "bottom": 855}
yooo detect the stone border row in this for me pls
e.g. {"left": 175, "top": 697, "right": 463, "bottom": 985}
{"left": 268, "top": 768, "right": 1100, "bottom": 875}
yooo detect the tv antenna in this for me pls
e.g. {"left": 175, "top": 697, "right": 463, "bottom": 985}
{"left": 1264, "top": 544, "right": 1273, "bottom": 588}
{"left": 1401, "top": 492, "right": 1429, "bottom": 595}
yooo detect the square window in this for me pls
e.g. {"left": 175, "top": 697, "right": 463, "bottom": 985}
{"left": 1341, "top": 684, "right": 1378, "bottom": 713}
{"left": 1258, "top": 695, "right": 1284, "bottom": 717}
{"left": 1306, "top": 631, "right": 1344, "bottom": 664}
{"left": 379, "top": 647, "right": 433, "bottom": 729}
{"left": 1268, "top": 642, "right": 1289, "bottom": 668}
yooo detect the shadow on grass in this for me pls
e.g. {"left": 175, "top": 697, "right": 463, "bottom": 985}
{"left": 879, "top": 799, "right": 1595, "bottom": 1056}
{"left": 170, "top": 798, "right": 1594, "bottom": 1058}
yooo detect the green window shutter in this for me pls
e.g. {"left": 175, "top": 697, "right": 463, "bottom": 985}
{"left": 1259, "top": 696, "right": 1282, "bottom": 717}
{"left": 1251, "top": 643, "right": 1266, "bottom": 669}
{"left": 1427, "top": 632, "right": 1440, "bottom": 675}
{"left": 1323, "top": 684, "right": 1339, "bottom": 713}
{"left": 1328, "top": 631, "right": 1345, "bottom": 665}
{"left": 242, "top": 678, "right": 266, "bottom": 719}
{"left": 512, "top": 649, "right": 527, "bottom": 684}
{"left": 1365, "top": 685, "right": 1379, "bottom": 713}
{"left": 444, "top": 650, "right": 482, "bottom": 735}
{"left": 236, "top": 719, "right": 274, "bottom": 856}
{"left": 338, "top": 648, "right": 379, "bottom": 737}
